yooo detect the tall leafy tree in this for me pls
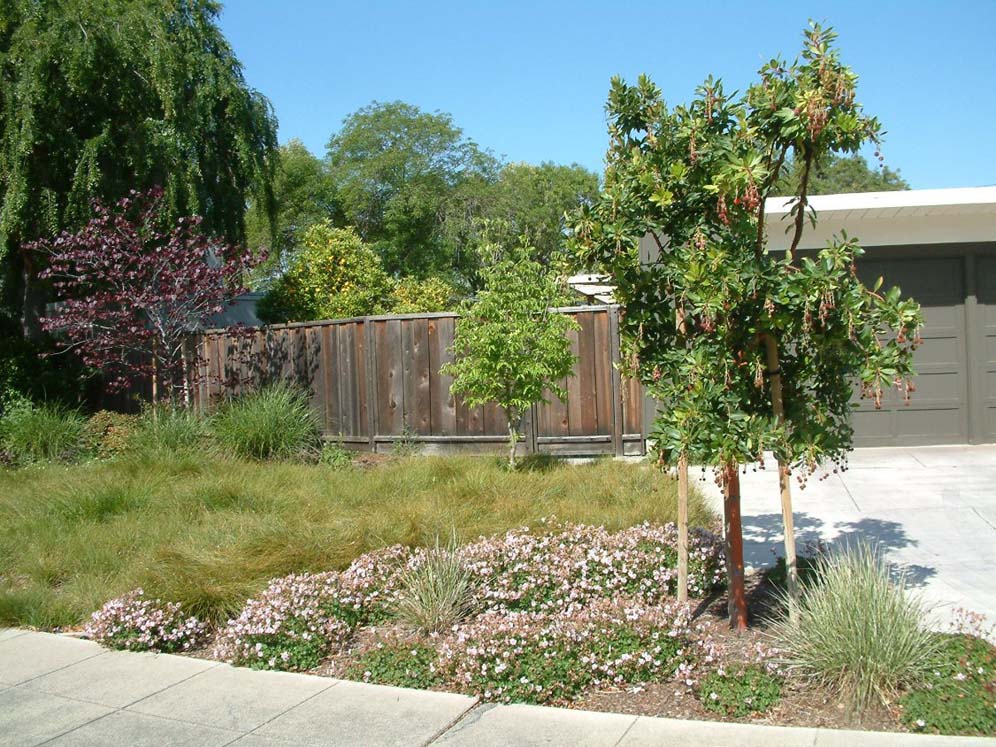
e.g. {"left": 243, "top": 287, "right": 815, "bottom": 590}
{"left": 778, "top": 152, "right": 909, "bottom": 194}
{"left": 245, "top": 139, "right": 340, "bottom": 283}
{"left": 0, "top": 0, "right": 278, "bottom": 338}
{"left": 326, "top": 101, "right": 499, "bottom": 280}
{"left": 444, "top": 162, "right": 600, "bottom": 284}
{"left": 572, "top": 24, "right": 922, "bottom": 627}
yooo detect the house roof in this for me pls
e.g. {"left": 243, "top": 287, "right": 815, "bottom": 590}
{"left": 568, "top": 186, "right": 996, "bottom": 302}
{"left": 764, "top": 186, "right": 996, "bottom": 251}
{"left": 765, "top": 186, "right": 996, "bottom": 219}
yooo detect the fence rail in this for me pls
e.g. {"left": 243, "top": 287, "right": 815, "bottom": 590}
{"left": 192, "top": 306, "right": 645, "bottom": 457}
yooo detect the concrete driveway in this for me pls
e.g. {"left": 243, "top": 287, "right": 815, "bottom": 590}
{"left": 699, "top": 445, "right": 996, "bottom": 633}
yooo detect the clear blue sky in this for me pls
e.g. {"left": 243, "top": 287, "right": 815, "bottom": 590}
{"left": 219, "top": 1, "right": 995, "bottom": 189}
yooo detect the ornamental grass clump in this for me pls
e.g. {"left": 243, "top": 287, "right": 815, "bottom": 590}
{"left": 84, "top": 588, "right": 205, "bottom": 652}
{"left": 0, "top": 399, "right": 88, "bottom": 465}
{"left": 211, "top": 384, "right": 320, "bottom": 460}
{"left": 770, "top": 542, "right": 941, "bottom": 712}
{"left": 127, "top": 406, "right": 207, "bottom": 457}
{"left": 392, "top": 542, "right": 476, "bottom": 634}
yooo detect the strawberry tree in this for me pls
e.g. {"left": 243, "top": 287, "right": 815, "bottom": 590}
{"left": 570, "top": 23, "right": 922, "bottom": 627}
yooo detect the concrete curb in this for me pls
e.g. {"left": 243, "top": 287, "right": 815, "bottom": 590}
{"left": 1, "top": 630, "right": 992, "bottom": 746}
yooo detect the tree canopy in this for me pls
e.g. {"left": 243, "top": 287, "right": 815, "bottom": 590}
{"left": 256, "top": 222, "right": 393, "bottom": 324}
{"left": 0, "top": 0, "right": 278, "bottom": 337}
{"left": 777, "top": 152, "right": 908, "bottom": 195}
{"left": 327, "top": 101, "right": 499, "bottom": 280}
{"left": 246, "top": 139, "right": 340, "bottom": 283}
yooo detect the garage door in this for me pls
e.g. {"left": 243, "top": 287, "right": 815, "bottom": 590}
{"left": 852, "top": 254, "right": 969, "bottom": 446}
{"left": 978, "top": 255, "right": 996, "bottom": 442}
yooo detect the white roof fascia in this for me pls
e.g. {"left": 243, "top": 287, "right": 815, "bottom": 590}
{"left": 764, "top": 186, "right": 996, "bottom": 251}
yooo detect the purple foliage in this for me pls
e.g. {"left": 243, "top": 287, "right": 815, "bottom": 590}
{"left": 30, "top": 188, "right": 261, "bottom": 402}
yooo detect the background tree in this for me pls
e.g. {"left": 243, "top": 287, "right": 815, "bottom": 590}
{"left": 327, "top": 101, "right": 499, "bottom": 281}
{"left": 571, "top": 24, "right": 922, "bottom": 626}
{"left": 256, "top": 222, "right": 392, "bottom": 324}
{"left": 0, "top": 0, "right": 277, "bottom": 341}
{"left": 245, "top": 139, "right": 341, "bottom": 284}
{"left": 777, "top": 152, "right": 908, "bottom": 195}
{"left": 32, "top": 189, "right": 258, "bottom": 404}
{"left": 444, "top": 162, "right": 600, "bottom": 285}
{"left": 443, "top": 226, "right": 578, "bottom": 467}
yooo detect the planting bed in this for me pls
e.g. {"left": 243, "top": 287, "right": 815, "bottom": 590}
{"left": 79, "top": 519, "right": 995, "bottom": 737}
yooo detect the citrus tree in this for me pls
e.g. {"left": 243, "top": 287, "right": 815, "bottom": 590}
{"left": 256, "top": 222, "right": 393, "bottom": 323}
{"left": 443, "top": 228, "right": 577, "bottom": 467}
{"left": 571, "top": 23, "right": 923, "bottom": 626}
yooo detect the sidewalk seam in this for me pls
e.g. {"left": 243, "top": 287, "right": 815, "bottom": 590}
{"left": 611, "top": 714, "right": 639, "bottom": 746}
{"left": 424, "top": 700, "right": 484, "bottom": 745}
{"left": 232, "top": 677, "right": 341, "bottom": 743}
{"left": 6, "top": 645, "right": 106, "bottom": 687}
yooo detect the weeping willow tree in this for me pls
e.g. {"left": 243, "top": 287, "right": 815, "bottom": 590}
{"left": 0, "top": 0, "right": 278, "bottom": 338}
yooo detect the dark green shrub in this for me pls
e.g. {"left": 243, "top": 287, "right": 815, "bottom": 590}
{"left": 699, "top": 665, "right": 782, "bottom": 717}
{"left": 0, "top": 399, "right": 89, "bottom": 465}
{"left": 211, "top": 384, "right": 320, "bottom": 460}
{"left": 900, "top": 634, "right": 996, "bottom": 736}
{"left": 346, "top": 642, "right": 440, "bottom": 689}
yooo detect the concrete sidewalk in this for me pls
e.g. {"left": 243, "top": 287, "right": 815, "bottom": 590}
{"left": 697, "top": 445, "right": 996, "bottom": 632}
{"left": 1, "top": 630, "right": 991, "bottom": 746}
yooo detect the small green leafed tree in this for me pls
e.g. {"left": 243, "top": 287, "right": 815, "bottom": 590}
{"left": 571, "top": 23, "right": 923, "bottom": 626}
{"left": 443, "top": 227, "right": 578, "bottom": 467}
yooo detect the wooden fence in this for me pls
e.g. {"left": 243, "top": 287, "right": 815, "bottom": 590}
{"left": 193, "top": 306, "right": 646, "bottom": 456}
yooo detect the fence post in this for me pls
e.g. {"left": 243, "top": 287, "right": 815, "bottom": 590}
{"left": 608, "top": 306, "right": 625, "bottom": 457}
{"left": 364, "top": 318, "right": 377, "bottom": 451}
{"left": 525, "top": 403, "right": 538, "bottom": 455}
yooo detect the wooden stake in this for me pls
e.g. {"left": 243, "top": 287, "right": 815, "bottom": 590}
{"left": 762, "top": 334, "right": 800, "bottom": 610}
{"left": 675, "top": 307, "right": 689, "bottom": 604}
{"left": 677, "top": 453, "right": 689, "bottom": 604}
{"left": 723, "top": 464, "right": 748, "bottom": 630}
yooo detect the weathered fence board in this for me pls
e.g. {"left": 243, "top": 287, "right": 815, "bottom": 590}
{"left": 190, "top": 306, "right": 646, "bottom": 456}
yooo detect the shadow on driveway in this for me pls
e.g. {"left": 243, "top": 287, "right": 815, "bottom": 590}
{"left": 741, "top": 513, "right": 937, "bottom": 587}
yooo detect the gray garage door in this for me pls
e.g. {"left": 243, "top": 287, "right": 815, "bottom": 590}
{"left": 978, "top": 255, "right": 996, "bottom": 443}
{"left": 850, "top": 245, "right": 996, "bottom": 447}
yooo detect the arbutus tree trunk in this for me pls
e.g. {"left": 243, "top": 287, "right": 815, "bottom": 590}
{"left": 723, "top": 463, "right": 748, "bottom": 630}
{"left": 762, "top": 333, "right": 800, "bottom": 614}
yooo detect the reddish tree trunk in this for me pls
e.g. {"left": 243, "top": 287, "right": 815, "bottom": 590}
{"left": 723, "top": 464, "right": 749, "bottom": 630}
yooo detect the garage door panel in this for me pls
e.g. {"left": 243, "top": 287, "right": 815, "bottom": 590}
{"left": 912, "top": 335, "right": 959, "bottom": 366}
{"left": 893, "top": 408, "right": 965, "bottom": 443}
{"left": 851, "top": 254, "right": 968, "bottom": 446}
{"left": 888, "top": 258, "right": 963, "bottom": 299}
{"left": 919, "top": 304, "right": 963, "bottom": 330}
{"left": 852, "top": 410, "right": 893, "bottom": 445}
{"left": 979, "top": 256, "right": 996, "bottom": 442}
{"left": 907, "top": 370, "right": 962, "bottom": 403}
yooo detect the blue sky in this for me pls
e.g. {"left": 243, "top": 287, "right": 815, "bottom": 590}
{"left": 219, "top": 1, "right": 995, "bottom": 189}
